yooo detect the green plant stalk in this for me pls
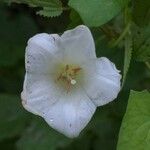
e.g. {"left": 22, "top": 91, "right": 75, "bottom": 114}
{"left": 121, "top": 6, "right": 133, "bottom": 87}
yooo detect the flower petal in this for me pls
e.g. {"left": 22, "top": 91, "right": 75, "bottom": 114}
{"left": 44, "top": 89, "right": 96, "bottom": 138}
{"left": 26, "top": 33, "right": 62, "bottom": 74}
{"left": 82, "top": 57, "right": 121, "bottom": 106}
{"left": 21, "top": 73, "right": 62, "bottom": 116}
{"left": 60, "top": 25, "right": 96, "bottom": 64}
{"left": 22, "top": 73, "right": 96, "bottom": 138}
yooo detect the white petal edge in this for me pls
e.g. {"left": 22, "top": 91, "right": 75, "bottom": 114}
{"left": 59, "top": 25, "right": 96, "bottom": 64}
{"left": 82, "top": 57, "right": 121, "bottom": 106}
{"left": 26, "top": 33, "right": 62, "bottom": 74}
{"left": 27, "top": 33, "right": 59, "bottom": 53}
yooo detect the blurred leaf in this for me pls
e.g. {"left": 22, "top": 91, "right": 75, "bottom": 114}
{"left": 133, "top": 24, "right": 150, "bottom": 62}
{"left": 4, "top": 0, "right": 63, "bottom": 17}
{"left": 0, "top": 94, "right": 30, "bottom": 141}
{"left": 135, "top": 38, "right": 150, "bottom": 62}
{"left": 117, "top": 90, "right": 150, "bottom": 150}
{"left": 91, "top": 109, "right": 120, "bottom": 150}
{"left": 133, "top": 0, "right": 150, "bottom": 27}
{"left": 69, "top": 0, "right": 128, "bottom": 27}
{"left": 125, "top": 61, "right": 150, "bottom": 90}
{"left": 61, "top": 131, "right": 95, "bottom": 150}
{"left": 67, "top": 10, "right": 82, "bottom": 29}
{"left": 17, "top": 117, "right": 72, "bottom": 150}
{"left": 93, "top": 28, "right": 124, "bottom": 70}
{"left": 0, "top": 6, "right": 38, "bottom": 67}
{"left": 0, "top": 138, "right": 17, "bottom": 150}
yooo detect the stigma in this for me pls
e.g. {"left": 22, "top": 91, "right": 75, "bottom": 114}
{"left": 71, "top": 79, "right": 76, "bottom": 85}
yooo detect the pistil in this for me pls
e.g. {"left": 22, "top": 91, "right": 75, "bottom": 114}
{"left": 57, "top": 64, "right": 81, "bottom": 92}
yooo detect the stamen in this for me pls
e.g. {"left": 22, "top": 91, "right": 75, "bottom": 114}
{"left": 56, "top": 64, "right": 81, "bottom": 92}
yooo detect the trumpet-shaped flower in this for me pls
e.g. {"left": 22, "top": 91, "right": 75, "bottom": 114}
{"left": 21, "top": 25, "right": 121, "bottom": 138}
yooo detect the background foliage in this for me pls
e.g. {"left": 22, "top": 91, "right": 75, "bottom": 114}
{"left": 0, "top": 0, "right": 150, "bottom": 150}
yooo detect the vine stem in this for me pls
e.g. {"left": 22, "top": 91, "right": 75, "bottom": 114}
{"left": 62, "top": 7, "right": 70, "bottom": 11}
{"left": 145, "top": 62, "right": 150, "bottom": 70}
{"left": 111, "top": 22, "right": 131, "bottom": 47}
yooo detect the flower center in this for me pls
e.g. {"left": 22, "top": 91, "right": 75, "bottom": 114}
{"left": 56, "top": 64, "right": 82, "bottom": 93}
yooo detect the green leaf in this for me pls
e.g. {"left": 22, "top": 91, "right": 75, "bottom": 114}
{"left": 0, "top": 94, "right": 30, "bottom": 141}
{"left": 68, "top": 0, "right": 128, "bottom": 27}
{"left": 4, "top": 0, "right": 63, "bottom": 17}
{"left": 117, "top": 90, "right": 150, "bottom": 150}
{"left": 17, "top": 117, "right": 72, "bottom": 150}
{"left": 36, "top": 7, "right": 62, "bottom": 17}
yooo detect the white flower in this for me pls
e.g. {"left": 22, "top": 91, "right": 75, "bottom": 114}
{"left": 21, "top": 25, "right": 121, "bottom": 138}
